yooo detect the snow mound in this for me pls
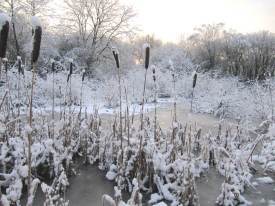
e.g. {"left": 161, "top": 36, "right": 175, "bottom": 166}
{"left": 0, "top": 13, "right": 10, "bottom": 27}
{"left": 256, "top": 177, "right": 274, "bottom": 184}
{"left": 31, "top": 16, "right": 41, "bottom": 28}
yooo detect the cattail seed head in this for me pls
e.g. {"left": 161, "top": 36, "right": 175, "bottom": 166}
{"left": 31, "top": 16, "right": 42, "bottom": 64}
{"left": 69, "top": 62, "right": 73, "bottom": 75}
{"left": 82, "top": 69, "right": 86, "bottom": 82}
{"left": 144, "top": 44, "right": 150, "bottom": 69}
{"left": 0, "top": 13, "right": 10, "bottom": 58}
{"left": 17, "top": 56, "right": 23, "bottom": 75}
{"left": 67, "top": 62, "right": 73, "bottom": 82}
{"left": 192, "top": 72, "right": 197, "bottom": 88}
{"left": 152, "top": 67, "right": 156, "bottom": 82}
{"left": 51, "top": 61, "right": 55, "bottom": 72}
{"left": 112, "top": 49, "right": 120, "bottom": 69}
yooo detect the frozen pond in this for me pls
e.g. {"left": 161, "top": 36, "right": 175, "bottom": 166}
{"left": 22, "top": 102, "right": 274, "bottom": 205}
{"left": 22, "top": 164, "right": 115, "bottom": 206}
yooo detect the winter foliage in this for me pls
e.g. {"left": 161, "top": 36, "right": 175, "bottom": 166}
{"left": 0, "top": 1, "right": 275, "bottom": 206}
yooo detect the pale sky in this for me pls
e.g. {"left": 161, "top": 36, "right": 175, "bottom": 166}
{"left": 51, "top": 0, "right": 275, "bottom": 42}
{"left": 121, "top": 0, "right": 275, "bottom": 42}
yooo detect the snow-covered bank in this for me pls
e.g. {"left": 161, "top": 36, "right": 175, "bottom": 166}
{"left": 1, "top": 65, "right": 273, "bottom": 129}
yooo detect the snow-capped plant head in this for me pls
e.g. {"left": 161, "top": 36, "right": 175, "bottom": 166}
{"left": 31, "top": 16, "right": 42, "bottom": 64}
{"left": 144, "top": 43, "right": 150, "bottom": 69}
{"left": 82, "top": 69, "right": 86, "bottom": 81}
{"left": 112, "top": 48, "right": 120, "bottom": 69}
{"left": 66, "top": 60, "right": 74, "bottom": 82}
{"left": 51, "top": 59, "right": 55, "bottom": 72}
{"left": 17, "top": 56, "right": 24, "bottom": 75}
{"left": 193, "top": 71, "right": 197, "bottom": 88}
{"left": 152, "top": 66, "right": 156, "bottom": 82}
{"left": 0, "top": 13, "right": 10, "bottom": 58}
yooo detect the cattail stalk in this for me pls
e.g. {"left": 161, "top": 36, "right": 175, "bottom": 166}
{"left": 191, "top": 71, "right": 198, "bottom": 112}
{"left": 51, "top": 60, "right": 55, "bottom": 140}
{"left": 28, "top": 16, "right": 42, "bottom": 200}
{"left": 3, "top": 58, "right": 10, "bottom": 117}
{"left": 0, "top": 59, "right": 2, "bottom": 81}
{"left": 0, "top": 90, "right": 8, "bottom": 111}
{"left": 79, "top": 69, "right": 85, "bottom": 119}
{"left": 172, "top": 73, "right": 177, "bottom": 122}
{"left": 137, "top": 44, "right": 150, "bottom": 185}
{"left": 112, "top": 49, "right": 123, "bottom": 157}
{"left": 169, "top": 60, "right": 177, "bottom": 122}
{"left": 68, "top": 62, "right": 73, "bottom": 124}
{"left": 140, "top": 44, "right": 150, "bottom": 131}
{"left": 51, "top": 61, "right": 55, "bottom": 120}
{"left": 17, "top": 57, "right": 22, "bottom": 135}
{"left": 152, "top": 67, "right": 157, "bottom": 141}
{"left": 124, "top": 86, "right": 130, "bottom": 146}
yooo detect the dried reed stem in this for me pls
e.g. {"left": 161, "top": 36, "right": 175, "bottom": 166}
{"left": 52, "top": 61, "right": 55, "bottom": 139}
{"left": 28, "top": 62, "right": 37, "bottom": 197}
{"left": 0, "top": 90, "right": 7, "bottom": 111}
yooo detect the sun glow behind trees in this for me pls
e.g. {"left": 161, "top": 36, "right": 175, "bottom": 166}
{"left": 45, "top": 0, "right": 275, "bottom": 42}
{"left": 120, "top": 0, "right": 275, "bottom": 42}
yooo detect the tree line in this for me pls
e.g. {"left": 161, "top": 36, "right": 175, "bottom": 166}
{"left": 1, "top": 1, "right": 275, "bottom": 81}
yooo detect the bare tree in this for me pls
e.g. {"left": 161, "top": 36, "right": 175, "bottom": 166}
{"left": 20, "top": 0, "right": 51, "bottom": 16}
{"left": 188, "top": 23, "right": 224, "bottom": 70}
{"left": 62, "top": 0, "right": 136, "bottom": 73}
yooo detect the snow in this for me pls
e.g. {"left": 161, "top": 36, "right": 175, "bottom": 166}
{"left": 268, "top": 124, "right": 275, "bottom": 137}
{"left": 18, "top": 165, "right": 28, "bottom": 178}
{"left": 256, "top": 177, "right": 274, "bottom": 184}
{"left": 149, "top": 193, "right": 163, "bottom": 204}
{"left": 102, "top": 194, "right": 116, "bottom": 206}
{"left": 1, "top": 40, "right": 275, "bottom": 206}
{"left": 192, "top": 70, "right": 197, "bottom": 78}
{"left": 153, "top": 202, "right": 168, "bottom": 206}
{"left": 1, "top": 195, "right": 10, "bottom": 206}
{"left": 143, "top": 43, "right": 150, "bottom": 49}
{"left": 31, "top": 16, "right": 41, "bottom": 28}
{"left": 106, "top": 164, "right": 117, "bottom": 180}
{"left": 112, "top": 47, "right": 119, "bottom": 55}
{"left": 0, "top": 13, "right": 10, "bottom": 27}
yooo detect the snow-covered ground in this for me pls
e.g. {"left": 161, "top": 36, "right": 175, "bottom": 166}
{"left": 2, "top": 64, "right": 274, "bottom": 128}
{"left": 1, "top": 64, "right": 275, "bottom": 206}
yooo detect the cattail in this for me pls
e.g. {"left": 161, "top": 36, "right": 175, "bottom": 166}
{"left": 69, "top": 62, "right": 73, "bottom": 75}
{"left": 112, "top": 49, "right": 120, "bottom": 69}
{"left": 140, "top": 43, "right": 151, "bottom": 131}
{"left": 82, "top": 69, "right": 86, "bottom": 82}
{"left": 0, "top": 13, "right": 10, "bottom": 81}
{"left": 152, "top": 66, "right": 157, "bottom": 142}
{"left": 31, "top": 16, "right": 42, "bottom": 64}
{"left": 67, "top": 62, "right": 73, "bottom": 82}
{"left": 144, "top": 44, "right": 150, "bottom": 69}
{"left": 17, "top": 56, "right": 24, "bottom": 75}
{"left": 28, "top": 16, "right": 42, "bottom": 200}
{"left": 193, "top": 72, "right": 197, "bottom": 88}
{"left": 153, "top": 67, "right": 156, "bottom": 82}
{"left": 51, "top": 60, "right": 55, "bottom": 72}
{"left": 0, "top": 13, "right": 10, "bottom": 59}
{"left": 0, "top": 22, "right": 9, "bottom": 58}
{"left": 112, "top": 48, "right": 123, "bottom": 157}
{"left": 190, "top": 71, "right": 198, "bottom": 112}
